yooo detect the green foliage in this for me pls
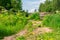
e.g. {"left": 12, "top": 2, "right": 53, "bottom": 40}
{"left": 0, "top": 0, "right": 22, "bottom": 10}
{"left": 11, "top": 0, "right": 22, "bottom": 11}
{"left": 16, "top": 36, "right": 26, "bottom": 40}
{"left": 29, "top": 12, "right": 40, "bottom": 20}
{"left": 0, "top": 12, "right": 27, "bottom": 38}
{"left": 42, "top": 13, "right": 60, "bottom": 28}
{"left": 37, "top": 33, "right": 60, "bottom": 40}
{"left": 39, "top": 0, "right": 53, "bottom": 12}
{"left": 26, "top": 21, "right": 34, "bottom": 32}
{"left": 39, "top": 0, "right": 60, "bottom": 12}
{"left": 0, "top": 0, "right": 11, "bottom": 10}
{"left": 53, "top": 0, "right": 60, "bottom": 10}
{"left": 20, "top": 10, "right": 29, "bottom": 17}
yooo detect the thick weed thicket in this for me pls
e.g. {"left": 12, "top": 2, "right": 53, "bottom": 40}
{"left": 0, "top": 12, "right": 27, "bottom": 38}
{"left": 42, "top": 13, "right": 60, "bottom": 28}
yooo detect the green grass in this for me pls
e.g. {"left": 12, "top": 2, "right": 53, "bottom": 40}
{"left": 0, "top": 12, "right": 28, "bottom": 38}
{"left": 42, "top": 13, "right": 60, "bottom": 40}
{"left": 16, "top": 36, "right": 26, "bottom": 40}
{"left": 37, "top": 32, "right": 60, "bottom": 40}
{"left": 42, "top": 13, "right": 60, "bottom": 28}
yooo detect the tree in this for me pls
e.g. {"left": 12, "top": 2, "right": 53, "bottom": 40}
{"left": 0, "top": 0, "right": 12, "bottom": 10}
{"left": 0, "top": 0, "right": 22, "bottom": 11}
{"left": 11, "top": 0, "right": 22, "bottom": 11}
{"left": 39, "top": 0, "right": 53, "bottom": 12}
{"left": 39, "top": 0, "right": 60, "bottom": 12}
{"left": 53, "top": 0, "right": 60, "bottom": 10}
{"left": 39, "top": 3, "right": 46, "bottom": 12}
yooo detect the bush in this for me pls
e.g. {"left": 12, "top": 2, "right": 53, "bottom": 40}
{"left": 29, "top": 12, "right": 40, "bottom": 20}
{"left": 42, "top": 13, "right": 60, "bottom": 28}
{"left": 0, "top": 12, "right": 28, "bottom": 38}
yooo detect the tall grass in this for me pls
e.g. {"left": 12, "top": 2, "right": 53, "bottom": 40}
{"left": 0, "top": 12, "right": 28, "bottom": 38}
{"left": 42, "top": 13, "right": 60, "bottom": 40}
{"left": 42, "top": 13, "right": 60, "bottom": 29}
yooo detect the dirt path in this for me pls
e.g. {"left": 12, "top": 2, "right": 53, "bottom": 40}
{"left": 33, "top": 27, "right": 52, "bottom": 35}
{"left": 3, "top": 27, "right": 52, "bottom": 40}
{"left": 3, "top": 30, "right": 27, "bottom": 40}
{"left": 3, "top": 20, "right": 52, "bottom": 40}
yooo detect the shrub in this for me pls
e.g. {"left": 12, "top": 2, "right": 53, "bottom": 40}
{"left": 29, "top": 12, "right": 40, "bottom": 20}
{"left": 0, "top": 12, "right": 27, "bottom": 38}
{"left": 42, "top": 13, "right": 60, "bottom": 28}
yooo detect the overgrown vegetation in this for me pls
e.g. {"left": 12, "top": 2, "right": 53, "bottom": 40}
{"left": 0, "top": 11, "right": 28, "bottom": 38}
{"left": 16, "top": 30, "right": 60, "bottom": 40}
{"left": 42, "top": 13, "right": 60, "bottom": 40}
{"left": 16, "top": 13, "right": 60, "bottom": 40}
{"left": 39, "top": 0, "right": 60, "bottom": 12}
{"left": 0, "top": 0, "right": 60, "bottom": 40}
{"left": 28, "top": 12, "right": 40, "bottom": 20}
{"left": 42, "top": 13, "right": 60, "bottom": 29}
{"left": 16, "top": 36, "right": 26, "bottom": 40}
{"left": 0, "top": 0, "right": 22, "bottom": 11}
